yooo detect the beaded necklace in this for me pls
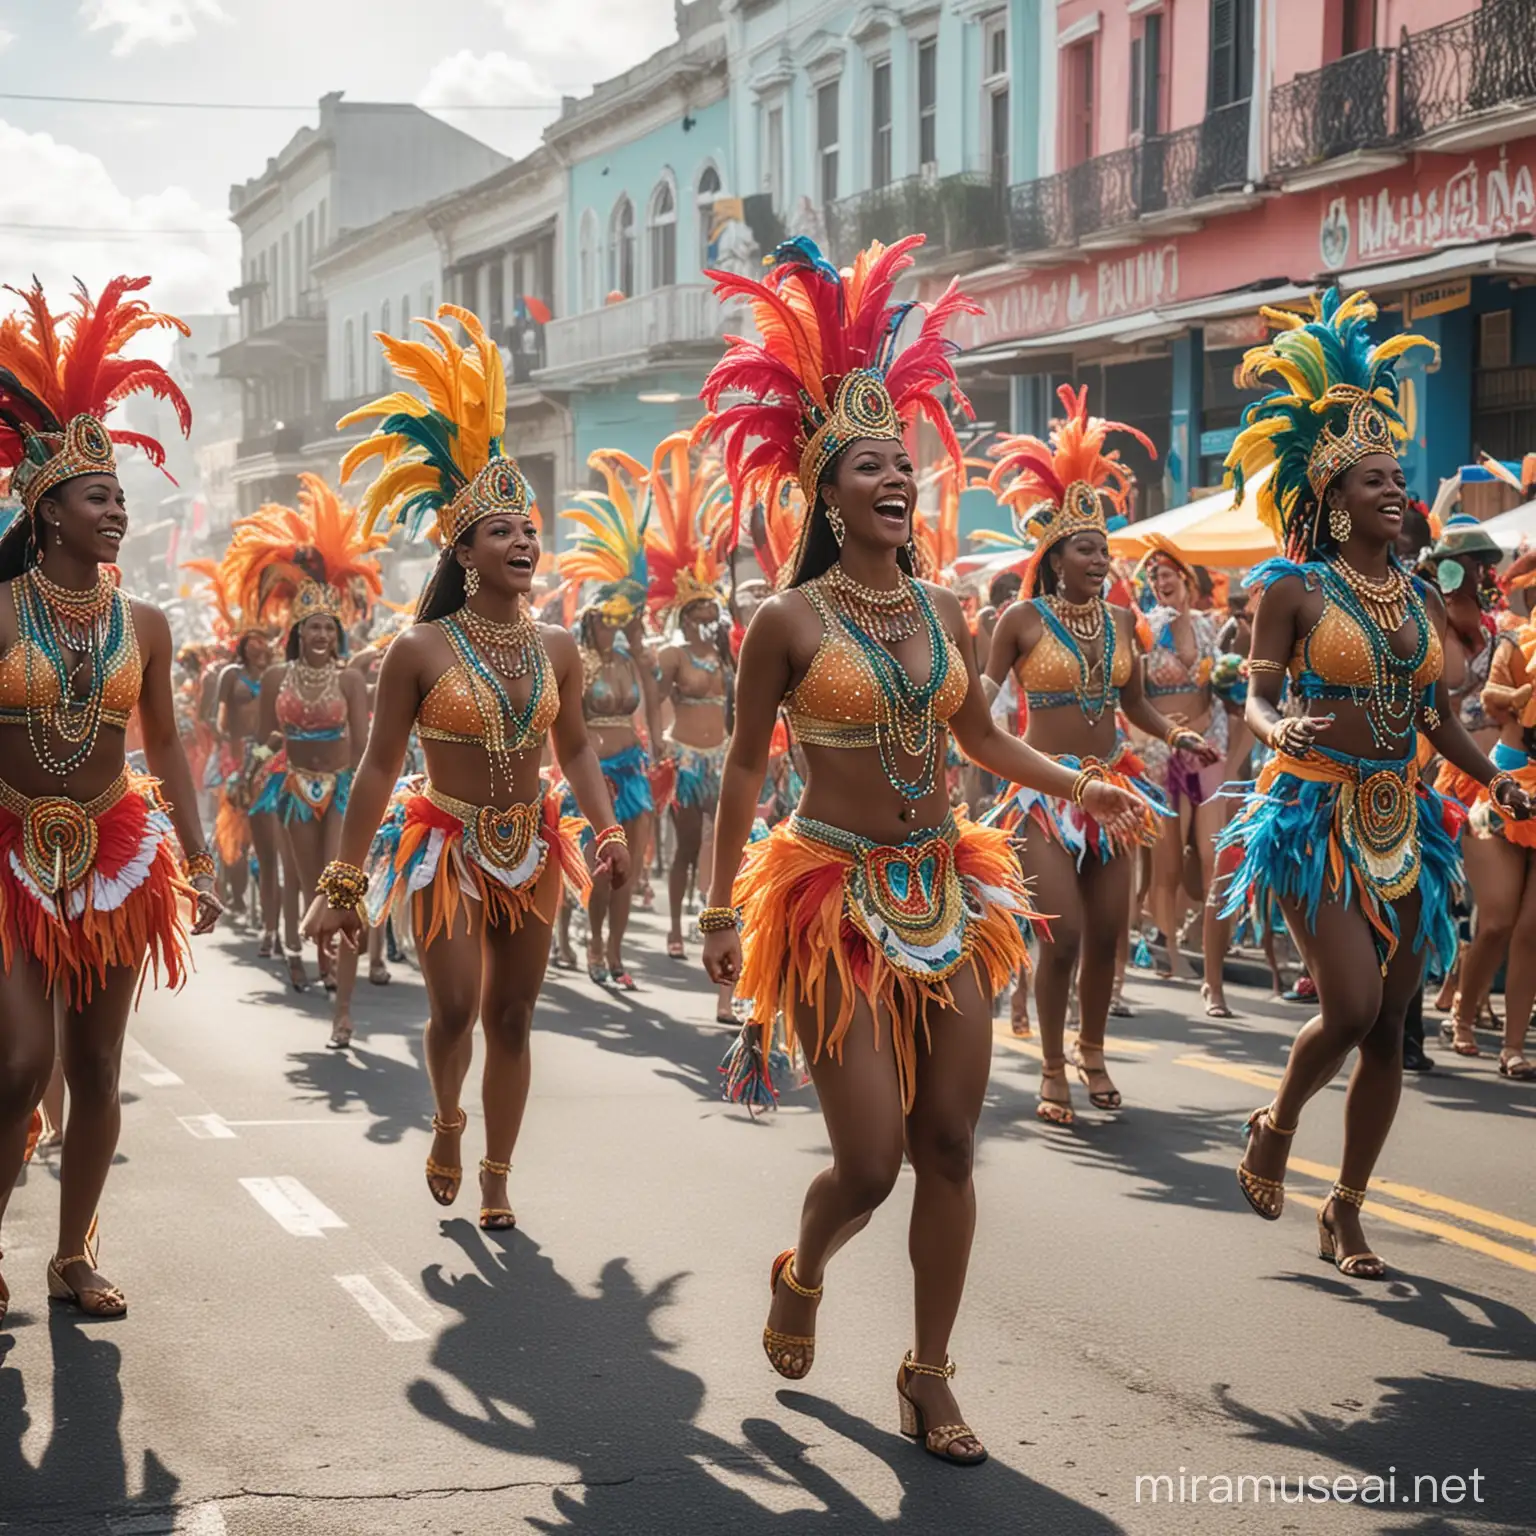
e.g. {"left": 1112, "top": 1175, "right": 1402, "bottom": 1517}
{"left": 1321, "top": 557, "right": 1429, "bottom": 750}
{"left": 818, "top": 568, "right": 947, "bottom": 817}
{"left": 1035, "top": 596, "right": 1117, "bottom": 724}
{"left": 440, "top": 604, "right": 550, "bottom": 795}
{"left": 16, "top": 566, "right": 132, "bottom": 778}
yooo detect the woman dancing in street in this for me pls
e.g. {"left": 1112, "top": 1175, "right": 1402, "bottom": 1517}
{"left": 696, "top": 236, "right": 1147, "bottom": 1464}
{"left": 305, "top": 305, "right": 627, "bottom": 1230}
{"left": 981, "top": 388, "right": 1205, "bottom": 1123}
{"left": 645, "top": 430, "right": 734, "bottom": 962}
{"left": 0, "top": 275, "right": 221, "bottom": 1324}
{"left": 1224, "top": 290, "right": 1531, "bottom": 1279}
{"left": 230, "top": 478, "right": 378, "bottom": 1040}
{"left": 557, "top": 454, "right": 663, "bottom": 990}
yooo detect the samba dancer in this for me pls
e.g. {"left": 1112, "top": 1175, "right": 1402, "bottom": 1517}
{"left": 211, "top": 629, "right": 271, "bottom": 925}
{"left": 1223, "top": 291, "right": 1532, "bottom": 1278}
{"left": 697, "top": 237, "right": 1147, "bottom": 1464}
{"left": 0, "top": 276, "right": 221, "bottom": 1323}
{"left": 981, "top": 388, "right": 1206, "bottom": 1123}
{"left": 305, "top": 306, "right": 627, "bottom": 1231}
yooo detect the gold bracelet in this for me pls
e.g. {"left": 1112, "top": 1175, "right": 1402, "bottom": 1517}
{"left": 317, "top": 859, "right": 369, "bottom": 911}
{"left": 594, "top": 824, "right": 628, "bottom": 853}
{"left": 183, "top": 850, "right": 216, "bottom": 883}
{"left": 1164, "top": 724, "right": 1195, "bottom": 749}
{"left": 1070, "top": 766, "right": 1105, "bottom": 806}
{"left": 1246, "top": 658, "right": 1285, "bottom": 675}
{"left": 1270, "top": 717, "right": 1309, "bottom": 755}
{"left": 1489, "top": 771, "right": 1521, "bottom": 808}
{"left": 698, "top": 905, "right": 740, "bottom": 934}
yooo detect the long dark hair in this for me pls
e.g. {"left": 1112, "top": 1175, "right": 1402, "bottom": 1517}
{"left": 416, "top": 531, "right": 473, "bottom": 623}
{"left": 787, "top": 446, "right": 919, "bottom": 588}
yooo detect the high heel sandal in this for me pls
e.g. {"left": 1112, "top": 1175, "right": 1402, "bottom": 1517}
{"left": 1236, "top": 1103, "right": 1297, "bottom": 1220}
{"left": 1317, "top": 1182, "right": 1386, "bottom": 1279}
{"left": 285, "top": 951, "right": 307, "bottom": 992}
{"left": 762, "top": 1248, "right": 820, "bottom": 1380}
{"left": 1036, "top": 1058, "right": 1074, "bottom": 1126}
{"left": 1073, "top": 1040, "right": 1123, "bottom": 1110}
{"left": 896, "top": 1354, "right": 987, "bottom": 1466}
{"left": 1448, "top": 998, "right": 1482, "bottom": 1057}
{"left": 257, "top": 931, "right": 275, "bottom": 959}
{"left": 478, "top": 1157, "right": 516, "bottom": 1231}
{"left": 47, "top": 1218, "right": 126, "bottom": 1318}
{"left": 425, "top": 1108, "right": 466, "bottom": 1207}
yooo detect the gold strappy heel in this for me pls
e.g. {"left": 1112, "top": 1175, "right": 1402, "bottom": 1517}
{"left": 1073, "top": 1040, "right": 1122, "bottom": 1110}
{"left": 478, "top": 1157, "right": 516, "bottom": 1231}
{"left": 1236, "top": 1103, "right": 1296, "bottom": 1220}
{"left": 1317, "top": 1182, "right": 1387, "bottom": 1279}
{"left": 426, "top": 1108, "right": 466, "bottom": 1207}
{"left": 1036, "top": 1058, "right": 1074, "bottom": 1126}
{"left": 897, "top": 1354, "right": 987, "bottom": 1466}
{"left": 763, "top": 1248, "right": 820, "bottom": 1380}
{"left": 47, "top": 1218, "right": 125, "bottom": 1318}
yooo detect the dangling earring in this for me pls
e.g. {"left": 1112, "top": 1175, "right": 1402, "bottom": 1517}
{"left": 52, "top": 522, "right": 62, "bottom": 547}
{"left": 1328, "top": 502, "right": 1352, "bottom": 544}
{"left": 904, "top": 537, "right": 919, "bottom": 575}
{"left": 464, "top": 565, "right": 481, "bottom": 597}
{"left": 825, "top": 502, "right": 845, "bottom": 547}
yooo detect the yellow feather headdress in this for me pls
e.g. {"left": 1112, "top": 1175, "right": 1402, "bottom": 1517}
{"left": 557, "top": 449, "right": 650, "bottom": 626}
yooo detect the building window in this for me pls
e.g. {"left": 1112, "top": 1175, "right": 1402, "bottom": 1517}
{"left": 916, "top": 36, "right": 938, "bottom": 171}
{"left": 344, "top": 318, "right": 356, "bottom": 397}
{"left": 816, "top": 78, "right": 841, "bottom": 205}
{"left": 983, "top": 13, "right": 1009, "bottom": 184}
{"left": 648, "top": 179, "right": 677, "bottom": 290}
{"left": 578, "top": 209, "right": 599, "bottom": 312}
{"left": 1208, "top": 0, "right": 1255, "bottom": 110}
{"left": 1340, "top": 0, "right": 1374, "bottom": 57}
{"left": 610, "top": 196, "right": 636, "bottom": 298}
{"left": 1063, "top": 37, "right": 1096, "bottom": 167}
{"left": 696, "top": 163, "right": 722, "bottom": 269}
{"left": 1129, "top": 11, "right": 1165, "bottom": 139}
{"left": 870, "top": 58, "right": 893, "bottom": 189}
{"left": 763, "top": 103, "right": 785, "bottom": 212}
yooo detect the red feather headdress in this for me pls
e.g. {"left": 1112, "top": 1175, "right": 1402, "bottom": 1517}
{"left": 0, "top": 275, "right": 190, "bottom": 521}
{"left": 697, "top": 234, "right": 979, "bottom": 577}
{"left": 988, "top": 385, "right": 1154, "bottom": 598}
{"left": 645, "top": 429, "right": 733, "bottom": 626}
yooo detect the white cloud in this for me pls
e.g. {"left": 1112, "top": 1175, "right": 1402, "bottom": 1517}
{"left": 80, "top": 0, "right": 228, "bottom": 56}
{"left": 0, "top": 28, "right": 15, "bottom": 53}
{"left": 483, "top": 0, "right": 678, "bottom": 78}
{"left": 418, "top": 49, "right": 562, "bottom": 160}
{"left": 0, "top": 120, "right": 235, "bottom": 347}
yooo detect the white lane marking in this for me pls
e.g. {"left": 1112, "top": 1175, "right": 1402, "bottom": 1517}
{"left": 108, "top": 1505, "right": 228, "bottom": 1535}
{"left": 335, "top": 1272, "right": 431, "bottom": 1342}
{"left": 239, "top": 1176, "right": 347, "bottom": 1238}
{"left": 123, "top": 1042, "right": 183, "bottom": 1088}
{"left": 223, "top": 1117, "right": 362, "bottom": 1127}
{"left": 178, "top": 1113, "right": 237, "bottom": 1140}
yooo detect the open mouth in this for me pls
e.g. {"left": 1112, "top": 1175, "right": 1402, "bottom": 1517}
{"left": 507, "top": 555, "right": 533, "bottom": 571}
{"left": 101, "top": 526, "right": 125, "bottom": 544}
{"left": 1379, "top": 505, "right": 1404, "bottom": 520}
{"left": 873, "top": 497, "right": 908, "bottom": 525}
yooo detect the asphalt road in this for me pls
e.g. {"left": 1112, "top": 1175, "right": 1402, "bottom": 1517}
{"left": 1, "top": 911, "right": 1532, "bottom": 1536}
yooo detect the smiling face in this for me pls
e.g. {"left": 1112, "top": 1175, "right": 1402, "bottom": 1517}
{"left": 299, "top": 613, "right": 339, "bottom": 662}
{"left": 462, "top": 510, "right": 539, "bottom": 600}
{"left": 1333, "top": 453, "right": 1407, "bottom": 546}
{"left": 1150, "top": 557, "right": 1190, "bottom": 609}
{"left": 37, "top": 473, "right": 126, "bottom": 565}
{"left": 824, "top": 437, "right": 916, "bottom": 557}
{"left": 681, "top": 598, "right": 720, "bottom": 638}
{"left": 1049, "top": 531, "right": 1111, "bottom": 603}
{"left": 240, "top": 633, "right": 272, "bottom": 674}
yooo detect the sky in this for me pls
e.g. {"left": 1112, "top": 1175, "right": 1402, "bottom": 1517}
{"left": 0, "top": 0, "right": 682, "bottom": 324}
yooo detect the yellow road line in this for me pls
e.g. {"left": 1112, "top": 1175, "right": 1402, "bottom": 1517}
{"left": 1287, "top": 1190, "right": 1536, "bottom": 1276}
{"left": 1174, "top": 1053, "right": 1283, "bottom": 1090}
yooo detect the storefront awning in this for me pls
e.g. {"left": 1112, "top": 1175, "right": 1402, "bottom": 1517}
{"left": 1336, "top": 239, "right": 1536, "bottom": 292}
{"left": 1480, "top": 497, "right": 1536, "bottom": 551}
{"left": 1108, "top": 464, "right": 1279, "bottom": 568}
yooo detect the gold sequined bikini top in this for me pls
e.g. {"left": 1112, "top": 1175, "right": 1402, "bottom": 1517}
{"left": 1290, "top": 591, "right": 1443, "bottom": 695}
{"left": 0, "top": 622, "right": 142, "bottom": 729}
{"left": 1013, "top": 600, "right": 1133, "bottom": 710}
{"left": 416, "top": 622, "right": 560, "bottom": 750}
{"left": 784, "top": 582, "right": 968, "bottom": 748}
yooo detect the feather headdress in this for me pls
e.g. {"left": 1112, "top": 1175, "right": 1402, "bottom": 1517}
{"left": 338, "top": 304, "right": 535, "bottom": 545}
{"left": 180, "top": 555, "right": 242, "bottom": 644}
{"left": 224, "top": 472, "right": 386, "bottom": 634}
{"left": 1225, "top": 289, "right": 1437, "bottom": 561}
{"left": 697, "top": 234, "right": 979, "bottom": 571}
{"left": 0, "top": 275, "right": 190, "bottom": 520}
{"left": 644, "top": 430, "right": 733, "bottom": 626}
{"left": 557, "top": 449, "right": 650, "bottom": 626}
{"left": 988, "top": 385, "right": 1154, "bottom": 598}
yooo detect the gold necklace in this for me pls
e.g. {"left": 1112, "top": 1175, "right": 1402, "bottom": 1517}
{"left": 1331, "top": 557, "right": 1409, "bottom": 633}
{"left": 291, "top": 659, "right": 340, "bottom": 701}
{"left": 1045, "top": 594, "right": 1106, "bottom": 644}
{"left": 823, "top": 566, "right": 920, "bottom": 643}
{"left": 460, "top": 604, "right": 537, "bottom": 680}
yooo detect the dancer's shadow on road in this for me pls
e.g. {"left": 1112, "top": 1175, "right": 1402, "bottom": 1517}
{"left": 407, "top": 1224, "right": 1118, "bottom": 1535}
{"left": 283, "top": 1041, "right": 425, "bottom": 1146}
{"left": 0, "top": 1320, "right": 179, "bottom": 1529}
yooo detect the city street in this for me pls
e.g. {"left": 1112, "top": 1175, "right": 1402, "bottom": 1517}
{"left": 1, "top": 916, "right": 1531, "bottom": 1536}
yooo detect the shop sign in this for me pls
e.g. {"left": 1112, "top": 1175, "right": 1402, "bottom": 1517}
{"left": 1203, "top": 314, "right": 1269, "bottom": 348}
{"left": 1199, "top": 426, "right": 1241, "bottom": 459}
{"left": 1408, "top": 278, "right": 1472, "bottom": 321}
{"left": 1319, "top": 147, "right": 1536, "bottom": 271}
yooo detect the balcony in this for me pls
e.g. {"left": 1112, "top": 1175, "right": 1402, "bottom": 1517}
{"left": 1399, "top": 0, "right": 1536, "bottom": 151}
{"left": 537, "top": 285, "right": 737, "bottom": 385}
{"left": 1270, "top": 47, "right": 1402, "bottom": 186}
{"left": 826, "top": 173, "right": 1007, "bottom": 269}
{"left": 1008, "top": 102, "right": 1253, "bottom": 257}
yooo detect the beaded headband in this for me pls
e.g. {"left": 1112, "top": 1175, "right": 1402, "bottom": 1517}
{"left": 11, "top": 413, "right": 117, "bottom": 513}
{"left": 442, "top": 456, "right": 535, "bottom": 546}
{"left": 290, "top": 579, "right": 343, "bottom": 626}
{"left": 797, "top": 368, "right": 903, "bottom": 510}
{"left": 1018, "top": 481, "right": 1107, "bottom": 551}
{"left": 1305, "top": 388, "right": 1399, "bottom": 497}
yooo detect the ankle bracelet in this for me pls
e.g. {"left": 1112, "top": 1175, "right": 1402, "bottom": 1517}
{"left": 902, "top": 1351, "right": 957, "bottom": 1380}
{"left": 780, "top": 1256, "right": 823, "bottom": 1300}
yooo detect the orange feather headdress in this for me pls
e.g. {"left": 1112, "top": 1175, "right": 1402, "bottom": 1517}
{"left": 645, "top": 429, "right": 732, "bottom": 626}
{"left": 0, "top": 275, "right": 190, "bottom": 534}
{"left": 913, "top": 453, "right": 991, "bottom": 579}
{"left": 988, "top": 385, "right": 1154, "bottom": 598}
{"left": 697, "top": 234, "right": 979, "bottom": 579}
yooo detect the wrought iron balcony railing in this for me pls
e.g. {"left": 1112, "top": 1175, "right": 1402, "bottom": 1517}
{"left": 1007, "top": 100, "right": 1251, "bottom": 255}
{"left": 1399, "top": 0, "right": 1536, "bottom": 141}
{"left": 1271, "top": 47, "right": 1398, "bottom": 173}
{"left": 826, "top": 173, "right": 1006, "bottom": 267}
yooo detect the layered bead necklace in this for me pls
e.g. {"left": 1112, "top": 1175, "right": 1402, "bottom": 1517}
{"left": 1324, "top": 555, "right": 1428, "bottom": 749}
{"left": 441, "top": 602, "right": 549, "bottom": 795}
{"left": 1038, "top": 594, "right": 1116, "bottom": 724}
{"left": 818, "top": 566, "right": 946, "bottom": 817}
{"left": 16, "top": 565, "right": 131, "bottom": 777}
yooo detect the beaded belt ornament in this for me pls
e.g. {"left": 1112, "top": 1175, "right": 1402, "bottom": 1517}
{"left": 0, "top": 773, "right": 128, "bottom": 895}
{"left": 425, "top": 784, "right": 543, "bottom": 876}
{"left": 1339, "top": 764, "right": 1420, "bottom": 901}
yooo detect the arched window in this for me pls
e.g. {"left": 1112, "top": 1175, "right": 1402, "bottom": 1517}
{"left": 696, "top": 164, "right": 722, "bottom": 269}
{"left": 648, "top": 178, "right": 677, "bottom": 290}
{"left": 609, "top": 196, "right": 636, "bottom": 299}
{"left": 578, "top": 208, "right": 600, "bottom": 311}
